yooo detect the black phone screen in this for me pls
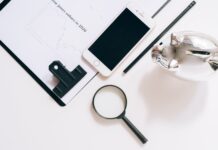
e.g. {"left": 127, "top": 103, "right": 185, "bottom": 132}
{"left": 88, "top": 8, "right": 150, "bottom": 70}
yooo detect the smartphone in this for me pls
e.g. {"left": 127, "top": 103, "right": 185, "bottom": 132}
{"left": 83, "top": 5, "right": 154, "bottom": 77}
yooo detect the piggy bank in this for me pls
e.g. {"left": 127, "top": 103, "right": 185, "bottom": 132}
{"left": 152, "top": 31, "right": 218, "bottom": 81}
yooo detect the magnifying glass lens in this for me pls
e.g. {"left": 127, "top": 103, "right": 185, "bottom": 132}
{"left": 93, "top": 86, "right": 126, "bottom": 118}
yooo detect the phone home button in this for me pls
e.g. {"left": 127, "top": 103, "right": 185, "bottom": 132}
{"left": 93, "top": 60, "right": 100, "bottom": 66}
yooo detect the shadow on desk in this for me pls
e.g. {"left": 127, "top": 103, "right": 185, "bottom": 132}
{"left": 139, "top": 67, "right": 207, "bottom": 123}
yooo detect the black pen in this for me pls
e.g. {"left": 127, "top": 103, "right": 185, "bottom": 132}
{"left": 123, "top": 1, "right": 196, "bottom": 74}
{"left": 152, "top": 0, "right": 171, "bottom": 19}
{"left": 0, "top": 0, "right": 11, "bottom": 11}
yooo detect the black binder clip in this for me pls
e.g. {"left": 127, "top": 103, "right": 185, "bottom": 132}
{"left": 49, "top": 61, "right": 87, "bottom": 98}
{"left": 0, "top": 0, "right": 11, "bottom": 11}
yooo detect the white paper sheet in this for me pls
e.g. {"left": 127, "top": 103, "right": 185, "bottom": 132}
{"left": 0, "top": 0, "right": 166, "bottom": 104}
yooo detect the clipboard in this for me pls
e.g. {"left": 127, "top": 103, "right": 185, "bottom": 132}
{"left": 0, "top": 0, "right": 174, "bottom": 106}
{"left": 0, "top": 41, "right": 68, "bottom": 106}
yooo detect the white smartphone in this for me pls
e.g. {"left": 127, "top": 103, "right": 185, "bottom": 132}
{"left": 83, "top": 5, "right": 154, "bottom": 77}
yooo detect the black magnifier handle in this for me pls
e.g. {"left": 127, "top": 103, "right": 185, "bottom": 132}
{"left": 122, "top": 116, "right": 147, "bottom": 144}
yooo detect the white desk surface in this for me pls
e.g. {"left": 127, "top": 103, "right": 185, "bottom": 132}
{"left": 1, "top": 0, "right": 218, "bottom": 149}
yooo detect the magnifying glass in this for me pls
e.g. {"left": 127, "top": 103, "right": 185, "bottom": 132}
{"left": 92, "top": 85, "right": 147, "bottom": 144}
